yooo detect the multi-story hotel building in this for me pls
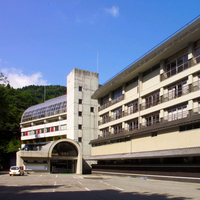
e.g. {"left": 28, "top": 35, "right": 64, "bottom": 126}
{"left": 88, "top": 18, "right": 200, "bottom": 176}
{"left": 17, "top": 69, "right": 99, "bottom": 174}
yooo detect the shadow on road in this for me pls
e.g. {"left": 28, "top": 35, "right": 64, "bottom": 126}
{"left": 0, "top": 185, "right": 192, "bottom": 200}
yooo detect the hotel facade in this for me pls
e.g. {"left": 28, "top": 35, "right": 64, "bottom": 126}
{"left": 87, "top": 18, "right": 200, "bottom": 176}
{"left": 17, "top": 69, "right": 99, "bottom": 174}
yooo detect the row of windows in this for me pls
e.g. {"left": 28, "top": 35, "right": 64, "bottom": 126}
{"left": 99, "top": 39, "right": 200, "bottom": 111}
{"left": 21, "top": 125, "right": 67, "bottom": 136}
{"left": 99, "top": 74, "right": 200, "bottom": 125}
{"left": 100, "top": 100, "right": 200, "bottom": 137}
{"left": 22, "top": 101, "right": 67, "bottom": 122}
{"left": 96, "top": 121, "right": 200, "bottom": 147}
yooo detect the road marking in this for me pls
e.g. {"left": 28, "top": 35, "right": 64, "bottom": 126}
{"left": 54, "top": 182, "right": 57, "bottom": 185}
{"left": 39, "top": 175, "right": 42, "bottom": 177}
{"left": 56, "top": 175, "right": 57, "bottom": 178}
{"left": 85, "top": 187, "right": 90, "bottom": 191}
{"left": 100, "top": 180, "right": 124, "bottom": 191}
{"left": 53, "top": 189, "right": 55, "bottom": 192}
{"left": 73, "top": 175, "right": 83, "bottom": 179}
{"left": 29, "top": 184, "right": 42, "bottom": 186}
{"left": 100, "top": 181, "right": 110, "bottom": 186}
{"left": 113, "top": 186, "right": 124, "bottom": 191}
{"left": 7, "top": 185, "right": 18, "bottom": 186}
{"left": 78, "top": 181, "right": 82, "bottom": 185}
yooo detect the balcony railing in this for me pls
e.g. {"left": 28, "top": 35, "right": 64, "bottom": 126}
{"left": 140, "top": 99, "right": 160, "bottom": 110}
{"left": 111, "top": 94, "right": 124, "bottom": 105}
{"left": 160, "top": 59, "right": 192, "bottom": 81}
{"left": 160, "top": 55, "right": 200, "bottom": 82}
{"left": 98, "top": 107, "right": 200, "bottom": 139}
{"left": 99, "top": 80, "right": 200, "bottom": 125}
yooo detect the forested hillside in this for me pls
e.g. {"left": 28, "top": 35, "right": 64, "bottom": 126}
{"left": 0, "top": 73, "right": 66, "bottom": 168}
{"left": 18, "top": 85, "right": 66, "bottom": 103}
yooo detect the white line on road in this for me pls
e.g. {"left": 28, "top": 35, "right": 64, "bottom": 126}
{"left": 85, "top": 187, "right": 90, "bottom": 191}
{"left": 7, "top": 185, "right": 18, "bottom": 186}
{"left": 100, "top": 180, "right": 110, "bottom": 186}
{"left": 54, "top": 182, "right": 57, "bottom": 185}
{"left": 29, "top": 184, "right": 42, "bottom": 186}
{"left": 100, "top": 180, "right": 124, "bottom": 191}
{"left": 73, "top": 175, "right": 83, "bottom": 179}
{"left": 78, "top": 181, "right": 82, "bottom": 185}
{"left": 56, "top": 175, "right": 57, "bottom": 178}
{"left": 113, "top": 186, "right": 124, "bottom": 191}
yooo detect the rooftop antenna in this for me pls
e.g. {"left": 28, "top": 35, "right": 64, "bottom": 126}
{"left": 44, "top": 85, "right": 46, "bottom": 102}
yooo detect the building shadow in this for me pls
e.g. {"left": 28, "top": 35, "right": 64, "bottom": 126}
{"left": 0, "top": 185, "right": 193, "bottom": 200}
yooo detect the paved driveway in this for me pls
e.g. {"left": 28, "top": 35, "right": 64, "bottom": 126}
{"left": 0, "top": 173, "right": 200, "bottom": 200}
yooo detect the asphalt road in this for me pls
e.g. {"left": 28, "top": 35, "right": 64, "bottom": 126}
{"left": 0, "top": 173, "right": 200, "bottom": 200}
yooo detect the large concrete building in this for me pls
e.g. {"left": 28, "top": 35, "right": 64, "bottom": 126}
{"left": 17, "top": 69, "right": 99, "bottom": 174}
{"left": 87, "top": 18, "right": 200, "bottom": 176}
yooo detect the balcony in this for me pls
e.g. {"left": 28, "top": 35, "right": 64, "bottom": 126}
{"left": 96, "top": 107, "right": 200, "bottom": 141}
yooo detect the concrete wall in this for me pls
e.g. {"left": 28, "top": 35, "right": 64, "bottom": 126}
{"left": 67, "top": 69, "right": 99, "bottom": 166}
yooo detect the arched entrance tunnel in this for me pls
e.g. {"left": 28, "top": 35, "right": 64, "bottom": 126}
{"left": 50, "top": 140, "right": 80, "bottom": 173}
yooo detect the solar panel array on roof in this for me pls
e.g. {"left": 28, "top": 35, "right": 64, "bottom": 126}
{"left": 21, "top": 95, "right": 67, "bottom": 122}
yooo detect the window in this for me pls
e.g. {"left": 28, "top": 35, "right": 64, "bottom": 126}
{"left": 126, "top": 76, "right": 138, "bottom": 87}
{"left": 145, "top": 113, "right": 159, "bottom": 127}
{"left": 168, "top": 80, "right": 187, "bottom": 100}
{"left": 90, "top": 107, "right": 94, "bottom": 112}
{"left": 78, "top": 137, "right": 82, "bottom": 142}
{"left": 51, "top": 127, "right": 54, "bottom": 132}
{"left": 100, "top": 95, "right": 109, "bottom": 109}
{"left": 78, "top": 124, "right": 82, "bottom": 130}
{"left": 78, "top": 111, "right": 82, "bottom": 116}
{"left": 151, "top": 132, "right": 157, "bottom": 137}
{"left": 112, "top": 87, "right": 123, "bottom": 104}
{"left": 180, "top": 122, "right": 200, "bottom": 132}
{"left": 112, "top": 123, "right": 122, "bottom": 134}
{"left": 101, "top": 113, "right": 109, "bottom": 124}
{"left": 145, "top": 91, "right": 159, "bottom": 108}
{"left": 101, "top": 128, "right": 109, "bottom": 137}
{"left": 46, "top": 127, "right": 50, "bottom": 133}
{"left": 194, "top": 39, "right": 200, "bottom": 63}
{"left": 40, "top": 129, "right": 44, "bottom": 133}
{"left": 198, "top": 99, "right": 200, "bottom": 114}
{"left": 60, "top": 125, "right": 67, "bottom": 131}
{"left": 143, "top": 64, "right": 159, "bottom": 77}
{"left": 78, "top": 99, "right": 82, "bottom": 104}
{"left": 168, "top": 104, "right": 187, "bottom": 121}
{"left": 127, "top": 119, "right": 138, "bottom": 131}
{"left": 112, "top": 107, "right": 122, "bottom": 120}
{"left": 165, "top": 48, "right": 188, "bottom": 78}
{"left": 55, "top": 126, "right": 59, "bottom": 131}
{"left": 126, "top": 101, "right": 138, "bottom": 115}
{"left": 78, "top": 86, "right": 82, "bottom": 91}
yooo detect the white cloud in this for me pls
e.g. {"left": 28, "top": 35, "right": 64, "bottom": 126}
{"left": 2, "top": 68, "right": 50, "bottom": 88}
{"left": 105, "top": 6, "right": 119, "bottom": 18}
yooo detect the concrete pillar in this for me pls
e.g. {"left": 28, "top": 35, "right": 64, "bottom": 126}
{"left": 160, "top": 59, "right": 165, "bottom": 81}
{"left": 188, "top": 42, "right": 194, "bottom": 60}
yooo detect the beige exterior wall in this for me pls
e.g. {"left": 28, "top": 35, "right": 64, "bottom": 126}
{"left": 142, "top": 69, "right": 160, "bottom": 90}
{"left": 92, "top": 127, "right": 200, "bottom": 156}
{"left": 132, "top": 128, "right": 200, "bottom": 153}
{"left": 92, "top": 141, "right": 131, "bottom": 156}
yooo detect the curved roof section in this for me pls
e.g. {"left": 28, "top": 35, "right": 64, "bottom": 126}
{"left": 21, "top": 95, "right": 67, "bottom": 122}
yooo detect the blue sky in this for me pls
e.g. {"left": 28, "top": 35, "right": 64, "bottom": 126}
{"left": 0, "top": 0, "right": 200, "bottom": 88}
